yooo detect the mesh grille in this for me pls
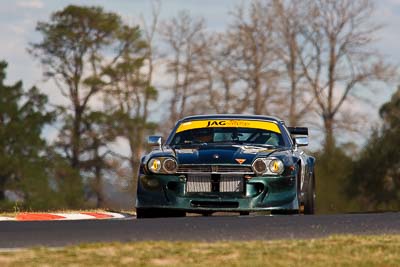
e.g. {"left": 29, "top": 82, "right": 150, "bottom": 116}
{"left": 186, "top": 175, "right": 211, "bottom": 192}
{"left": 186, "top": 174, "right": 244, "bottom": 193}
{"left": 220, "top": 175, "right": 244, "bottom": 192}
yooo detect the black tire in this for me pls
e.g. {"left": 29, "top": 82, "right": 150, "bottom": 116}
{"left": 239, "top": 211, "right": 250, "bottom": 216}
{"left": 136, "top": 208, "right": 186, "bottom": 218}
{"left": 303, "top": 173, "right": 316, "bottom": 215}
{"left": 167, "top": 210, "right": 186, "bottom": 218}
{"left": 136, "top": 208, "right": 152, "bottom": 218}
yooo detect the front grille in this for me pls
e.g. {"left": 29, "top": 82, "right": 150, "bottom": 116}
{"left": 178, "top": 165, "right": 211, "bottom": 173}
{"left": 178, "top": 165, "right": 253, "bottom": 174}
{"left": 186, "top": 174, "right": 244, "bottom": 193}
{"left": 186, "top": 175, "right": 211, "bottom": 192}
{"left": 220, "top": 175, "right": 244, "bottom": 192}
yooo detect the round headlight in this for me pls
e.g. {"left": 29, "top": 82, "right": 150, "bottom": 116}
{"left": 269, "top": 159, "right": 284, "bottom": 174}
{"left": 148, "top": 158, "right": 162, "bottom": 173}
{"left": 253, "top": 158, "right": 267, "bottom": 174}
{"left": 163, "top": 158, "right": 178, "bottom": 173}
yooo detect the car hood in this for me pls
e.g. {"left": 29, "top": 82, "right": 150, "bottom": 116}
{"left": 173, "top": 145, "right": 281, "bottom": 165}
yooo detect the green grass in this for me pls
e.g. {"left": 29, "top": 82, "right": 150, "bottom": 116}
{"left": 1, "top": 235, "right": 399, "bottom": 266}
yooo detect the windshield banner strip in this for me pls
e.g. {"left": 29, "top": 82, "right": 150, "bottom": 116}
{"left": 176, "top": 120, "right": 281, "bottom": 133}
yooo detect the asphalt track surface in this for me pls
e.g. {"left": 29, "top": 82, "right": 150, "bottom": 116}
{"left": 1, "top": 212, "right": 400, "bottom": 248}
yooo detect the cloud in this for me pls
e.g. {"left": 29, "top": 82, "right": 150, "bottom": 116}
{"left": 16, "top": 0, "right": 44, "bottom": 9}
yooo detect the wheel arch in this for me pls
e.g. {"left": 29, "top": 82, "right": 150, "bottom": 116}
{"left": 295, "top": 155, "right": 315, "bottom": 196}
{"left": 303, "top": 156, "right": 316, "bottom": 191}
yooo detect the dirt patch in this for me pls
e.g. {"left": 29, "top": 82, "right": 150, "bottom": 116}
{"left": 218, "top": 251, "right": 240, "bottom": 261}
{"left": 150, "top": 257, "right": 180, "bottom": 266}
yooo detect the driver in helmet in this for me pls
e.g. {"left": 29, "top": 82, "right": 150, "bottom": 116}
{"left": 192, "top": 129, "right": 213, "bottom": 143}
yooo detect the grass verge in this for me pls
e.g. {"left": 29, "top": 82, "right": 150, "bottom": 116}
{"left": 0, "top": 234, "right": 399, "bottom": 266}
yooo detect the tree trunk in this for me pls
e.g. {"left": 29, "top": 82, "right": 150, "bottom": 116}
{"left": 90, "top": 136, "right": 105, "bottom": 208}
{"left": 288, "top": 42, "right": 298, "bottom": 126}
{"left": 254, "top": 76, "right": 262, "bottom": 115}
{"left": 129, "top": 127, "right": 144, "bottom": 197}
{"left": 288, "top": 75, "right": 297, "bottom": 126}
{"left": 323, "top": 114, "right": 335, "bottom": 153}
{"left": 130, "top": 125, "right": 145, "bottom": 197}
{"left": 71, "top": 109, "right": 82, "bottom": 169}
{"left": 95, "top": 166, "right": 104, "bottom": 208}
{"left": 0, "top": 178, "right": 5, "bottom": 201}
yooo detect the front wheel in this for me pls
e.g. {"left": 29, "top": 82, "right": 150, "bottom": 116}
{"left": 303, "top": 174, "right": 316, "bottom": 215}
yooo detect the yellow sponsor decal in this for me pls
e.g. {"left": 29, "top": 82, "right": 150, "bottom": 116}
{"left": 176, "top": 120, "right": 281, "bottom": 133}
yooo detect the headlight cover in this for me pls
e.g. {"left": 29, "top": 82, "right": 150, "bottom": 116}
{"left": 252, "top": 158, "right": 285, "bottom": 175}
{"left": 147, "top": 157, "right": 178, "bottom": 174}
{"left": 253, "top": 158, "right": 268, "bottom": 174}
{"left": 269, "top": 159, "right": 284, "bottom": 174}
{"left": 148, "top": 158, "right": 162, "bottom": 173}
{"left": 163, "top": 158, "right": 178, "bottom": 173}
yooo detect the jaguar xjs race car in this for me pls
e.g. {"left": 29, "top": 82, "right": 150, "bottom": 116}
{"left": 136, "top": 114, "right": 316, "bottom": 218}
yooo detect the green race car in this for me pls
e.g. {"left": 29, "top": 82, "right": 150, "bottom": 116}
{"left": 136, "top": 114, "right": 316, "bottom": 218}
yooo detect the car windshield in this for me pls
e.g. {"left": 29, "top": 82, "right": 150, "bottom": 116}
{"left": 170, "top": 127, "right": 285, "bottom": 147}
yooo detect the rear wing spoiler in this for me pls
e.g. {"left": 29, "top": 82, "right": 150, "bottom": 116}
{"left": 287, "top": 127, "right": 308, "bottom": 136}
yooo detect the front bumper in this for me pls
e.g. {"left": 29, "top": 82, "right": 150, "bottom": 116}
{"left": 136, "top": 173, "right": 299, "bottom": 212}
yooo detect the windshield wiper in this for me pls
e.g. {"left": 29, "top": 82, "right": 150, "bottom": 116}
{"left": 173, "top": 142, "right": 209, "bottom": 148}
{"left": 242, "top": 143, "right": 278, "bottom": 148}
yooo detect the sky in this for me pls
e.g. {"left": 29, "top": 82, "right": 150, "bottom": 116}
{"left": 0, "top": 0, "right": 399, "bottom": 151}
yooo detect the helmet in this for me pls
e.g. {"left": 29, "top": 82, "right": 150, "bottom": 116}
{"left": 192, "top": 128, "right": 213, "bottom": 142}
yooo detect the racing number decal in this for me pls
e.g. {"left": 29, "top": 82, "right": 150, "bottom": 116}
{"left": 176, "top": 120, "right": 281, "bottom": 133}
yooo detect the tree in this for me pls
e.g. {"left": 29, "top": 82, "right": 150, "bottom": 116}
{"left": 299, "top": 0, "right": 395, "bottom": 151}
{"left": 314, "top": 147, "right": 358, "bottom": 213}
{"left": 0, "top": 61, "right": 54, "bottom": 205}
{"left": 346, "top": 87, "right": 400, "bottom": 210}
{"left": 30, "top": 5, "right": 141, "bottom": 168}
{"left": 272, "top": 0, "right": 314, "bottom": 126}
{"left": 160, "top": 10, "right": 210, "bottom": 126}
{"left": 101, "top": 3, "right": 159, "bottom": 195}
{"left": 102, "top": 45, "right": 156, "bottom": 194}
{"left": 79, "top": 111, "right": 116, "bottom": 207}
{"left": 194, "top": 31, "right": 246, "bottom": 114}
{"left": 227, "top": 1, "right": 281, "bottom": 115}
{"left": 198, "top": 0, "right": 312, "bottom": 123}
{"left": 30, "top": 5, "right": 149, "bottom": 206}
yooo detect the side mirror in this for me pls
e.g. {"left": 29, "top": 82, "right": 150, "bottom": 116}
{"left": 294, "top": 136, "right": 308, "bottom": 147}
{"left": 148, "top": 136, "right": 162, "bottom": 150}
